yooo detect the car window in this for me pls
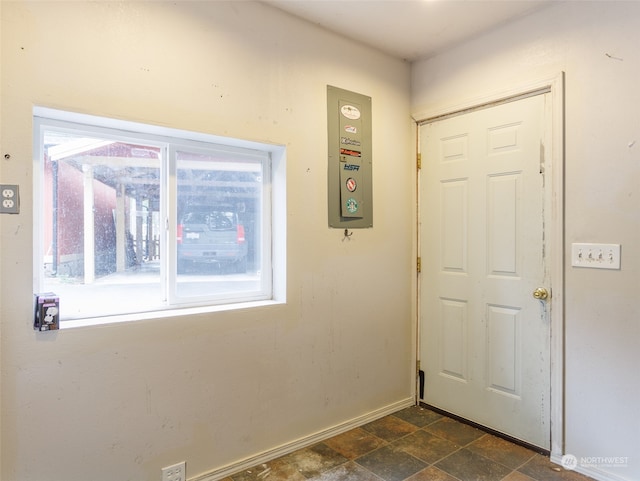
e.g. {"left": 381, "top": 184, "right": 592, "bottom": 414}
{"left": 182, "top": 209, "right": 236, "bottom": 230}
{"left": 210, "top": 212, "right": 234, "bottom": 230}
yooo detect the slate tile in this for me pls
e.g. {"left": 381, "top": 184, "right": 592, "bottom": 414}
{"left": 281, "top": 442, "right": 348, "bottom": 478}
{"left": 424, "top": 417, "right": 485, "bottom": 446}
{"left": 392, "top": 406, "right": 443, "bottom": 428}
{"left": 307, "top": 461, "right": 385, "bottom": 481}
{"left": 518, "top": 454, "right": 597, "bottom": 481}
{"left": 392, "top": 429, "right": 459, "bottom": 464}
{"left": 356, "top": 444, "right": 426, "bottom": 481}
{"left": 405, "top": 465, "right": 460, "bottom": 481}
{"left": 230, "top": 458, "right": 306, "bottom": 481}
{"left": 435, "top": 448, "right": 512, "bottom": 481}
{"left": 361, "top": 415, "right": 418, "bottom": 442}
{"left": 467, "top": 434, "right": 537, "bottom": 469}
{"left": 324, "top": 427, "right": 387, "bottom": 459}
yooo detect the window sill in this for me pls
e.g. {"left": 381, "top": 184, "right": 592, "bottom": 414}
{"left": 59, "top": 299, "right": 285, "bottom": 330}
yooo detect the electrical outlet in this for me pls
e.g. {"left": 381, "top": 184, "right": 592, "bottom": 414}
{"left": 162, "top": 461, "right": 186, "bottom": 481}
{"left": 0, "top": 184, "right": 19, "bottom": 214}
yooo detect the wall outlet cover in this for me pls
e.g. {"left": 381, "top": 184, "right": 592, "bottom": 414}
{"left": 161, "top": 461, "right": 186, "bottom": 481}
{"left": 0, "top": 184, "right": 20, "bottom": 214}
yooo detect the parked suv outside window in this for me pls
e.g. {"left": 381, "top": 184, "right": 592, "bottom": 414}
{"left": 177, "top": 204, "right": 248, "bottom": 273}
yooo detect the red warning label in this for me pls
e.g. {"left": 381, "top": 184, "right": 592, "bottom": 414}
{"left": 340, "top": 148, "right": 361, "bottom": 157}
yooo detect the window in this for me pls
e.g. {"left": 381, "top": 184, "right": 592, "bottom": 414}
{"left": 34, "top": 108, "right": 285, "bottom": 324}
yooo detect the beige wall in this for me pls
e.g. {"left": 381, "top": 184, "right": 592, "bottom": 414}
{"left": 412, "top": 3, "right": 639, "bottom": 480}
{"left": 0, "top": 2, "right": 414, "bottom": 480}
{"left": 6, "top": 2, "right": 638, "bottom": 481}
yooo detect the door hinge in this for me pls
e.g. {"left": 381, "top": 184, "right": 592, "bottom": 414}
{"left": 416, "top": 360, "right": 421, "bottom": 373}
{"left": 417, "top": 153, "right": 422, "bottom": 170}
{"left": 417, "top": 256, "right": 422, "bottom": 273}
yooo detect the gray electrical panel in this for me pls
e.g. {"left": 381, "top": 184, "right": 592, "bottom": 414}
{"left": 327, "top": 85, "right": 372, "bottom": 228}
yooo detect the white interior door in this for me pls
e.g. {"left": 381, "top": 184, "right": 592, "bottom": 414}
{"left": 419, "top": 93, "right": 551, "bottom": 450}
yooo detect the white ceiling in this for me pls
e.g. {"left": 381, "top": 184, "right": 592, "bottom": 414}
{"left": 262, "top": 0, "right": 554, "bottom": 62}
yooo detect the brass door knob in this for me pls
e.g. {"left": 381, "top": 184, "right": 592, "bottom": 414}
{"left": 533, "top": 287, "right": 549, "bottom": 300}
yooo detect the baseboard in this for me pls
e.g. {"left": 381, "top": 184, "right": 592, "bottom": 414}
{"left": 190, "top": 397, "right": 415, "bottom": 481}
{"left": 550, "top": 453, "right": 634, "bottom": 481}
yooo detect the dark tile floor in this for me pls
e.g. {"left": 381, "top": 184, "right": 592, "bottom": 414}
{"left": 224, "top": 406, "right": 594, "bottom": 481}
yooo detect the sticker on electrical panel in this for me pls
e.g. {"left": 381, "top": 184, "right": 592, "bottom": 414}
{"left": 346, "top": 178, "right": 357, "bottom": 192}
{"left": 344, "top": 125, "right": 357, "bottom": 134}
{"left": 341, "top": 105, "right": 361, "bottom": 120}
{"left": 345, "top": 198, "right": 359, "bottom": 214}
{"left": 341, "top": 137, "right": 361, "bottom": 147}
{"left": 340, "top": 148, "right": 361, "bottom": 157}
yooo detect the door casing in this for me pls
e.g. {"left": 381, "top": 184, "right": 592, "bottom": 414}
{"left": 413, "top": 73, "right": 565, "bottom": 459}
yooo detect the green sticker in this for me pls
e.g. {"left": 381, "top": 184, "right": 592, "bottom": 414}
{"left": 345, "top": 197, "right": 358, "bottom": 214}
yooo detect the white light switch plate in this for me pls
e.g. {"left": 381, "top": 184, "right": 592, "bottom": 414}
{"left": 571, "top": 243, "right": 621, "bottom": 270}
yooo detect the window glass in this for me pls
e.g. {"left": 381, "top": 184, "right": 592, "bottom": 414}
{"left": 174, "top": 148, "right": 265, "bottom": 302}
{"left": 35, "top": 114, "right": 274, "bottom": 322}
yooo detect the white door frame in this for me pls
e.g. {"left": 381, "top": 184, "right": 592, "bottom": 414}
{"left": 413, "top": 73, "right": 565, "bottom": 460}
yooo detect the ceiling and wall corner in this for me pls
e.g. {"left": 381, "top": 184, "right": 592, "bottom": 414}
{"left": 261, "top": 0, "right": 556, "bottom": 62}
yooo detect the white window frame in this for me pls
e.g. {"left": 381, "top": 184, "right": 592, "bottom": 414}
{"left": 33, "top": 107, "right": 286, "bottom": 328}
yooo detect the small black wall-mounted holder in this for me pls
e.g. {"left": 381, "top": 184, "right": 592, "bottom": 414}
{"left": 34, "top": 293, "right": 60, "bottom": 331}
